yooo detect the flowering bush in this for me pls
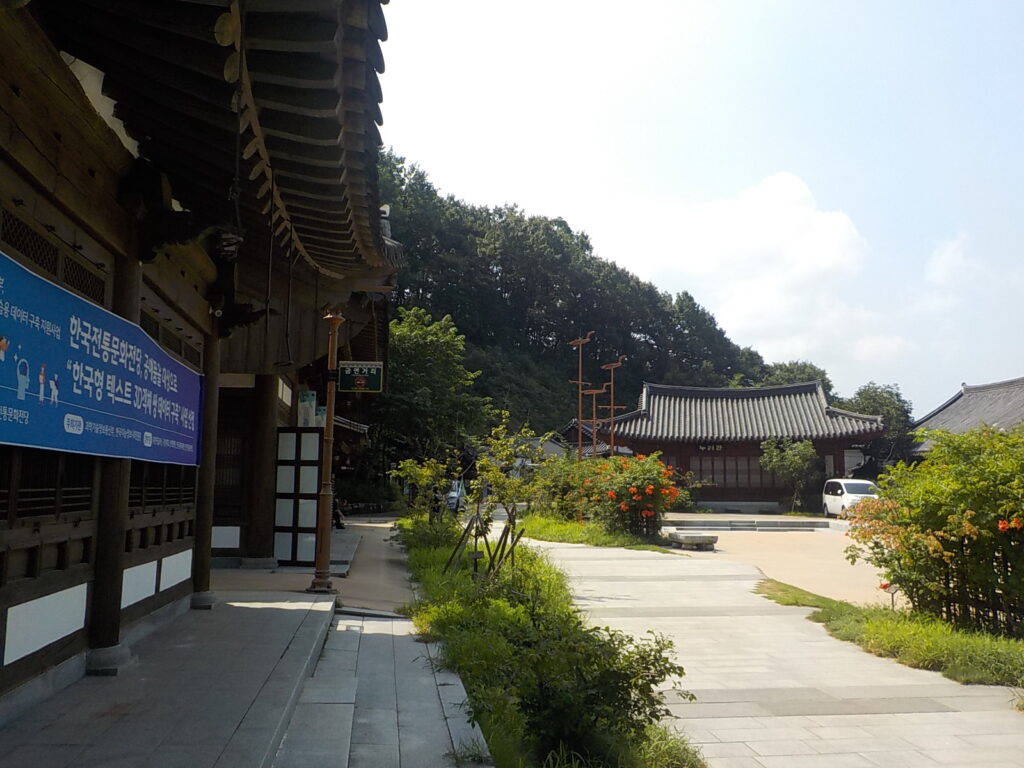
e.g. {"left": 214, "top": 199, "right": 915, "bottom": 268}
{"left": 847, "top": 426, "right": 1024, "bottom": 637}
{"left": 572, "top": 453, "right": 684, "bottom": 537}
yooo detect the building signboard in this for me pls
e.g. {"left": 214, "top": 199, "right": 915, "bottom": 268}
{"left": 0, "top": 249, "right": 202, "bottom": 465}
{"left": 337, "top": 361, "right": 383, "bottom": 393}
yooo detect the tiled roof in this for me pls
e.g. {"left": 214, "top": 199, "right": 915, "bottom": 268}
{"left": 606, "top": 382, "right": 883, "bottom": 443}
{"left": 914, "top": 376, "right": 1024, "bottom": 434}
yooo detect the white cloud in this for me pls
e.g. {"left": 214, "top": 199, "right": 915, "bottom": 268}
{"left": 851, "top": 335, "right": 912, "bottom": 365}
{"left": 622, "top": 173, "right": 873, "bottom": 366}
{"left": 924, "top": 233, "right": 971, "bottom": 285}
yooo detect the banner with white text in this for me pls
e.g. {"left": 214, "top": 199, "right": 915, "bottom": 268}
{"left": 0, "top": 249, "right": 202, "bottom": 465}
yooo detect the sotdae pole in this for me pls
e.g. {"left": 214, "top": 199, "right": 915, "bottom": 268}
{"left": 568, "top": 331, "right": 594, "bottom": 463}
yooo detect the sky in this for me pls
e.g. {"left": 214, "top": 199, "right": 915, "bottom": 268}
{"left": 378, "top": 1, "right": 1024, "bottom": 418}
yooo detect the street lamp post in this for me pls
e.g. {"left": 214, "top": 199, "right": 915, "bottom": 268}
{"left": 308, "top": 313, "right": 344, "bottom": 594}
{"left": 600, "top": 355, "right": 627, "bottom": 454}
{"left": 568, "top": 331, "right": 594, "bottom": 463}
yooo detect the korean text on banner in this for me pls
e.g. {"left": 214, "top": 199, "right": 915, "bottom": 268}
{"left": 0, "top": 249, "right": 202, "bottom": 465}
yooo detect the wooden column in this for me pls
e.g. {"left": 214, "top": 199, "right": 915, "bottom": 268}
{"left": 190, "top": 328, "right": 221, "bottom": 608}
{"left": 86, "top": 252, "right": 140, "bottom": 674}
{"left": 241, "top": 374, "right": 278, "bottom": 567}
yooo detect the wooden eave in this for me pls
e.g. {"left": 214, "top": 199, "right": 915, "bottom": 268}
{"left": 33, "top": 0, "right": 391, "bottom": 279}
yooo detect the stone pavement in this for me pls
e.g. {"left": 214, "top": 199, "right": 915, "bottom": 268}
{"left": 274, "top": 611, "right": 484, "bottom": 768}
{"left": 531, "top": 540, "right": 1024, "bottom": 768}
{"left": 0, "top": 591, "right": 334, "bottom": 768}
{"left": 0, "top": 519, "right": 485, "bottom": 768}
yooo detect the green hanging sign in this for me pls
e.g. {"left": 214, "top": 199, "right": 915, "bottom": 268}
{"left": 337, "top": 361, "right": 383, "bottom": 393}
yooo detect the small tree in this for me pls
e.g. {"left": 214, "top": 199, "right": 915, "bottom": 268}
{"left": 470, "top": 412, "right": 552, "bottom": 527}
{"left": 390, "top": 452, "right": 460, "bottom": 522}
{"left": 759, "top": 438, "right": 821, "bottom": 511}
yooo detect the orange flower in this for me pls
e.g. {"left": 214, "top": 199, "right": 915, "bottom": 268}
{"left": 879, "top": 582, "right": 891, "bottom": 590}
{"left": 633, "top": 494, "right": 642, "bottom": 501}
{"left": 607, "top": 490, "right": 617, "bottom": 499}
{"left": 641, "top": 509, "right": 655, "bottom": 518}
{"left": 618, "top": 502, "right": 628, "bottom": 511}
{"left": 636, "top": 454, "right": 646, "bottom": 460}
{"left": 628, "top": 486, "right": 638, "bottom": 494}
{"left": 583, "top": 479, "right": 591, "bottom": 486}
{"left": 1012, "top": 517, "right": 1023, "bottom": 530}
{"left": 645, "top": 485, "right": 654, "bottom": 495}
{"left": 998, "top": 520, "right": 1010, "bottom": 532}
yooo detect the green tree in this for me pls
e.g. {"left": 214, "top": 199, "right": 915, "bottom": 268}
{"left": 378, "top": 148, "right": 771, "bottom": 428}
{"left": 759, "top": 360, "right": 835, "bottom": 401}
{"left": 759, "top": 438, "right": 822, "bottom": 511}
{"left": 373, "top": 306, "right": 492, "bottom": 465}
{"left": 836, "top": 382, "right": 914, "bottom": 466}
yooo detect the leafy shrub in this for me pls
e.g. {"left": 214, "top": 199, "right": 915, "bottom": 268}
{"left": 395, "top": 512, "right": 462, "bottom": 551}
{"left": 400, "top": 529, "right": 701, "bottom": 767}
{"left": 847, "top": 426, "right": 1024, "bottom": 637}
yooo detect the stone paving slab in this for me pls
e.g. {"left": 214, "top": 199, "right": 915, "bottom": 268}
{"left": 275, "top": 614, "right": 488, "bottom": 768}
{"left": 0, "top": 592, "right": 334, "bottom": 768}
{"left": 530, "top": 539, "right": 1024, "bottom": 768}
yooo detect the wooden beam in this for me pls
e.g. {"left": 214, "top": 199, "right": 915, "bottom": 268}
{"left": 44, "top": 5, "right": 241, "bottom": 83}
{"left": 251, "top": 82, "right": 339, "bottom": 118}
{"left": 72, "top": 0, "right": 238, "bottom": 48}
{"left": 0, "top": 10, "right": 134, "bottom": 257}
{"left": 244, "top": 14, "right": 337, "bottom": 53}
{"left": 246, "top": 50, "right": 337, "bottom": 89}
{"left": 57, "top": 37, "right": 237, "bottom": 112}
{"left": 259, "top": 110, "right": 341, "bottom": 146}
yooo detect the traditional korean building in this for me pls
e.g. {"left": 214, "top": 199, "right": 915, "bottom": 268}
{"left": 603, "top": 382, "right": 883, "bottom": 508}
{"left": 912, "top": 376, "right": 1024, "bottom": 455}
{"left": 0, "top": 0, "right": 395, "bottom": 717}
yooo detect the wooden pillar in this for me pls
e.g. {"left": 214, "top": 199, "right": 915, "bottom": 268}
{"left": 190, "top": 328, "right": 221, "bottom": 608}
{"left": 241, "top": 374, "right": 278, "bottom": 567}
{"left": 86, "top": 252, "right": 140, "bottom": 674}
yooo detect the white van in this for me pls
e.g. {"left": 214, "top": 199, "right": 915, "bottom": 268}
{"left": 822, "top": 478, "right": 879, "bottom": 518}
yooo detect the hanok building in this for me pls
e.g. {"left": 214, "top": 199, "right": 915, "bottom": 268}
{"left": 604, "top": 382, "right": 883, "bottom": 510}
{"left": 0, "top": 0, "right": 396, "bottom": 716}
{"left": 912, "top": 376, "right": 1024, "bottom": 455}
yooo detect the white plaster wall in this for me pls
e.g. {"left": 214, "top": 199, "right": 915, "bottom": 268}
{"left": 212, "top": 526, "right": 240, "bottom": 549}
{"left": 120, "top": 561, "right": 157, "bottom": 608}
{"left": 277, "top": 432, "right": 296, "bottom": 461}
{"left": 297, "top": 499, "right": 317, "bottom": 528}
{"left": 159, "top": 549, "right": 192, "bottom": 591}
{"left": 275, "top": 500, "right": 293, "bottom": 527}
{"left": 274, "top": 532, "right": 292, "bottom": 561}
{"left": 296, "top": 533, "right": 316, "bottom": 563}
{"left": 300, "top": 432, "right": 319, "bottom": 459}
{"left": 4, "top": 584, "right": 88, "bottom": 665}
{"left": 299, "top": 466, "right": 318, "bottom": 494}
{"left": 276, "top": 466, "right": 294, "bottom": 494}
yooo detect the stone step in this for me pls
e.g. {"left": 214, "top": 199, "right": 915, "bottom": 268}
{"left": 668, "top": 519, "right": 830, "bottom": 532}
{"left": 666, "top": 532, "right": 718, "bottom": 551}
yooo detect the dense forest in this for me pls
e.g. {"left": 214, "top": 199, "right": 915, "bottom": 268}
{"left": 379, "top": 150, "right": 772, "bottom": 431}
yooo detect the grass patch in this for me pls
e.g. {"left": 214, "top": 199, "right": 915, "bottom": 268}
{"left": 397, "top": 513, "right": 705, "bottom": 768}
{"left": 520, "top": 515, "right": 673, "bottom": 554}
{"left": 757, "top": 579, "right": 1024, "bottom": 686}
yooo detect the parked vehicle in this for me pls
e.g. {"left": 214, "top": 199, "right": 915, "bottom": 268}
{"left": 822, "top": 478, "right": 879, "bottom": 518}
{"left": 445, "top": 479, "right": 467, "bottom": 511}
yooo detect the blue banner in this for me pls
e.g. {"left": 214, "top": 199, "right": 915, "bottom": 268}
{"left": 0, "top": 249, "right": 202, "bottom": 465}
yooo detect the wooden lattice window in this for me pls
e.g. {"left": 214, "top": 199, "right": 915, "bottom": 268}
{"left": 0, "top": 210, "right": 58, "bottom": 275}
